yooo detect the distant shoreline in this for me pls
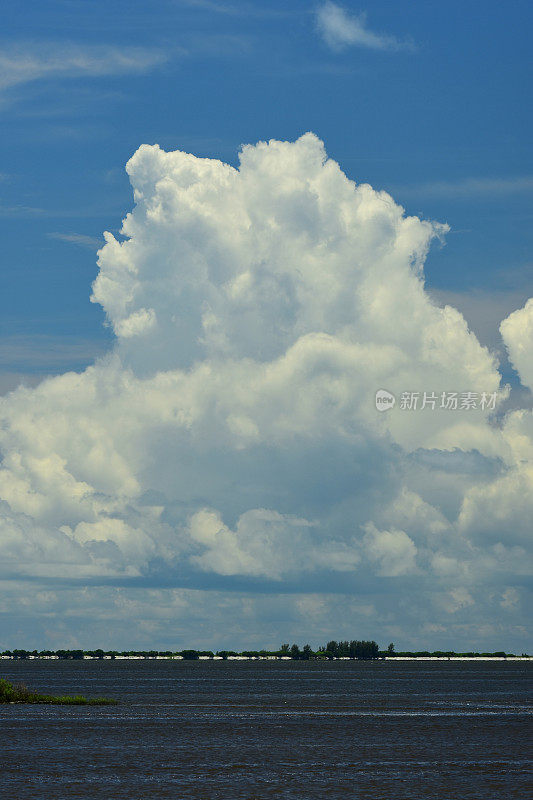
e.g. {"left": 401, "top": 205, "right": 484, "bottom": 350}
{"left": 2, "top": 655, "right": 531, "bottom": 662}
{"left": 3, "top": 640, "right": 530, "bottom": 662}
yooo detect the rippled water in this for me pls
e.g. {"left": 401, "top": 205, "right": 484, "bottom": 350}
{"left": 1, "top": 659, "right": 530, "bottom": 798}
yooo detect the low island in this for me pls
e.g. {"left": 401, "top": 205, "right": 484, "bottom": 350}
{"left": 1, "top": 640, "right": 529, "bottom": 661}
{"left": 0, "top": 678, "right": 116, "bottom": 705}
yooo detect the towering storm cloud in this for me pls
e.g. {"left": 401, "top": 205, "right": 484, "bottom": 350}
{"left": 0, "top": 135, "right": 530, "bottom": 649}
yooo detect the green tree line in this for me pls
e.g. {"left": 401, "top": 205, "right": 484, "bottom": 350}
{"left": 1, "top": 645, "right": 524, "bottom": 660}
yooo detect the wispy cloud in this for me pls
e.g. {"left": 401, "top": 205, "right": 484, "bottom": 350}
{"left": 177, "top": 0, "right": 236, "bottom": 13}
{"left": 0, "top": 204, "right": 45, "bottom": 217}
{"left": 183, "top": 33, "right": 252, "bottom": 57}
{"left": 0, "top": 202, "right": 123, "bottom": 219}
{"left": 398, "top": 175, "right": 533, "bottom": 199}
{"left": 176, "top": 0, "right": 288, "bottom": 18}
{"left": 316, "top": 2, "right": 412, "bottom": 52}
{"left": 0, "top": 334, "right": 110, "bottom": 373}
{"left": 47, "top": 232, "right": 103, "bottom": 249}
{"left": 0, "top": 43, "right": 169, "bottom": 91}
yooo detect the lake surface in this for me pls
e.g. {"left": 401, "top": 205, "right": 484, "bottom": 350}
{"left": 0, "top": 659, "right": 531, "bottom": 799}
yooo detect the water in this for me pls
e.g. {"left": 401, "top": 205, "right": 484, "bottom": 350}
{"left": 0, "top": 659, "right": 530, "bottom": 798}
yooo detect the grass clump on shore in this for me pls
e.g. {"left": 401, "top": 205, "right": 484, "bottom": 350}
{"left": 0, "top": 678, "right": 117, "bottom": 705}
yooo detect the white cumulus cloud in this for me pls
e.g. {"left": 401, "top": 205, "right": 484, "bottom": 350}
{"left": 0, "top": 133, "right": 530, "bottom": 650}
{"left": 500, "top": 297, "right": 533, "bottom": 391}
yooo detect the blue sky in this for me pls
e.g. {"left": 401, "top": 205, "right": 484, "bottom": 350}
{"left": 1, "top": 0, "right": 531, "bottom": 384}
{"left": 0, "top": 1, "right": 531, "bottom": 652}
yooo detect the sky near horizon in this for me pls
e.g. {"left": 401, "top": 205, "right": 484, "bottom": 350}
{"left": 0, "top": 0, "right": 531, "bottom": 652}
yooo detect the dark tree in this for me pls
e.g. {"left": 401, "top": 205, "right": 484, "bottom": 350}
{"left": 181, "top": 650, "right": 199, "bottom": 660}
{"left": 325, "top": 641, "right": 338, "bottom": 659}
{"left": 320, "top": 639, "right": 380, "bottom": 660}
{"left": 302, "top": 644, "right": 313, "bottom": 660}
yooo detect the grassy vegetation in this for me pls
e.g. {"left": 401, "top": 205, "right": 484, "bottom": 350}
{"left": 0, "top": 678, "right": 117, "bottom": 705}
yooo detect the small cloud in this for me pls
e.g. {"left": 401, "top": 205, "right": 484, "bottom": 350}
{"left": 316, "top": 2, "right": 411, "bottom": 52}
{"left": 47, "top": 232, "right": 103, "bottom": 249}
{"left": 500, "top": 587, "right": 519, "bottom": 609}
{"left": 445, "top": 588, "right": 475, "bottom": 614}
{"left": 363, "top": 523, "right": 417, "bottom": 577}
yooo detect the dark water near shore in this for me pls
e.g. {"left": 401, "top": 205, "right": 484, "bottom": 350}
{"left": 0, "top": 660, "right": 531, "bottom": 799}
